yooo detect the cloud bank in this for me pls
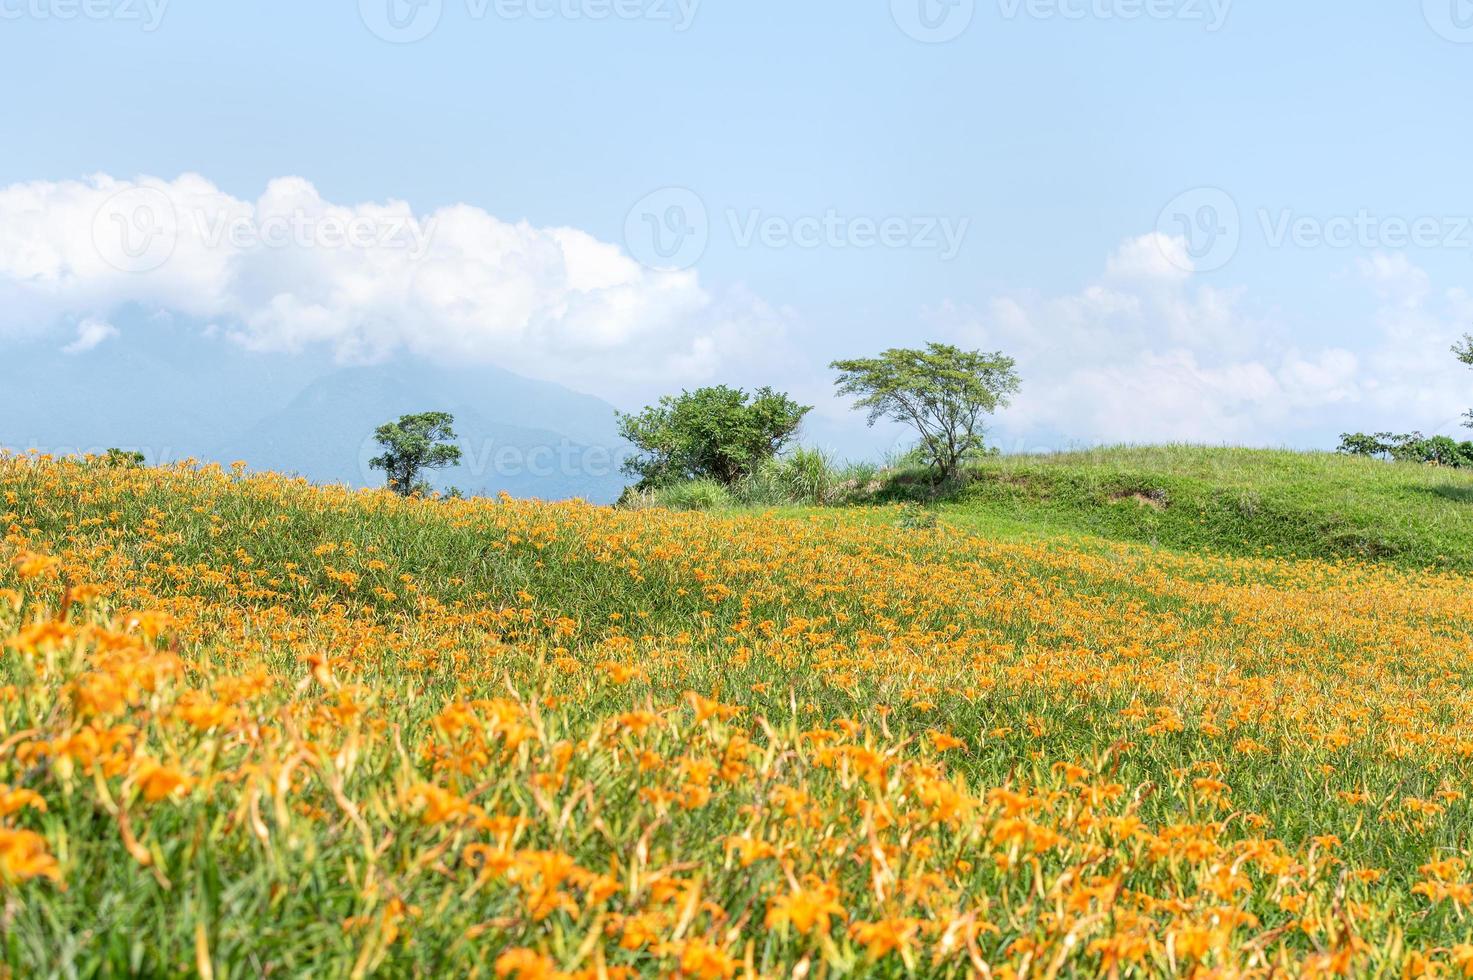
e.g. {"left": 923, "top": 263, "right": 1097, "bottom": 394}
{"left": 0, "top": 173, "right": 791, "bottom": 394}
{"left": 934, "top": 235, "right": 1472, "bottom": 448}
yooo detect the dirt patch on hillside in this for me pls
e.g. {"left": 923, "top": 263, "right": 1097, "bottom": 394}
{"left": 1110, "top": 489, "right": 1168, "bottom": 510}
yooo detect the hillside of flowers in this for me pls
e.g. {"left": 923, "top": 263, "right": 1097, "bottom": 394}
{"left": 2, "top": 453, "right": 1473, "bottom": 977}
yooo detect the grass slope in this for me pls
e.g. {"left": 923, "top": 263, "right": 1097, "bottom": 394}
{"left": 934, "top": 445, "right": 1473, "bottom": 571}
{"left": 2, "top": 454, "right": 1472, "bottom": 975}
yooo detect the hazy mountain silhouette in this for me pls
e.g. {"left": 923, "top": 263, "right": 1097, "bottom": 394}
{"left": 216, "top": 362, "right": 630, "bottom": 502}
{"left": 2, "top": 326, "right": 631, "bottom": 503}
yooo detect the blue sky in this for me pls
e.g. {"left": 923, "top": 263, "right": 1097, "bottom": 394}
{"left": 2, "top": 1, "right": 1471, "bottom": 456}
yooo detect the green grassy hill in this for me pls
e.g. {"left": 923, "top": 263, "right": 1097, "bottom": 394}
{"left": 927, "top": 445, "right": 1473, "bottom": 571}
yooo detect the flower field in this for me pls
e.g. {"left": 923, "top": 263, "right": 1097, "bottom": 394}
{"left": 2, "top": 454, "right": 1473, "bottom": 977}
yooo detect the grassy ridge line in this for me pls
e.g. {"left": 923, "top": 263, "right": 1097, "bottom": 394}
{"left": 936, "top": 445, "right": 1473, "bottom": 571}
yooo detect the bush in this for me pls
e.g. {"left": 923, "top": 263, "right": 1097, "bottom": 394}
{"left": 651, "top": 479, "right": 733, "bottom": 511}
{"left": 633, "top": 449, "right": 926, "bottom": 510}
{"left": 734, "top": 447, "right": 838, "bottom": 506}
{"left": 616, "top": 386, "right": 811, "bottom": 489}
{"left": 832, "top": 460, "right": 883, "bottom": 502}
{"left": 101, "top": 448, "right": 146, "bottom": 468}
{"left": 1338, "top": 431, "right": 1473, "bottom": 468}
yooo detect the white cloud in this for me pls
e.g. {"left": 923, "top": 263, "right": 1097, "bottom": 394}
{"left": 1105, "top": 231, "right": 1194, "bottom": 283}
{"left": 1356, "top": 253, "right": 1430, "bottom": 306}
{"left": 60, "top": 317, "right": 119, "bottom": 354}
{"left": 0, "top": 173, "right": 787, "bottom": 396}
{"left": 934, "top": 234, "right": 1470, "bottom": 448}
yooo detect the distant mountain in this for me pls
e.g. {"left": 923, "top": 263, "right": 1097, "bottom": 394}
{"left": 1, "top": 326, "right": 633, "bottom": 503}
{"left": 214, "top": 362, "right": 631, "bottom": 502}
{"left": 0, "top": 322, "right": 316, "bottom": 456}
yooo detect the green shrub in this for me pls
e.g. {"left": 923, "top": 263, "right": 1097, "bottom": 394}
{"left": 732, "top": 447, "right": 845, "bottom": 506}
{"left": 651, "top": 479, "right": 733, "bottom": 511}
{"left": 832, "top": 460, "right": 883, "bottom": 503}
{"left": 617, "top": 386, "right": 811, "bottom": 489}
{"left": 1337, "top": 431, "right": 1473, "bottom": 468}
{"left": 752, "top": 447, "right": 836, "bottom": 505}
{"left": 101, "top": 448, "right": 146, "bottom": 468}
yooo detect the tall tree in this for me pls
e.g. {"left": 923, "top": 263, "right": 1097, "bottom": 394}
{"left": 831, "top": 343, "right": 1020, "bottom": 482}
{"left": 369, "top": 412, "right": 463, "bottom": 497}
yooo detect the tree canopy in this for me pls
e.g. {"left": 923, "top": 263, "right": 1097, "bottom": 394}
{"left": 831, "top": 343, "right": 1019, "bottom": 482}
{"left": 368, "top": 412, "right": 463, "bottom": 497}
{"left": 617, "top": 386, "right": 811, "bottom": 489}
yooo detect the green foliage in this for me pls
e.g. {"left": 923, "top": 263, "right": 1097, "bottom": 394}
{"left": 616, "top": 386, "right": 811, "bottom": 489}
{"left": 368, "top": 412, "right": 463, "bottom": 497}
{"left": 616, "top": 479, "right": 735, "bottom": 512}
{"left": 837, "top": 459, "right": 882, "bottom": 497}
{"left": 1336, "top": 432, "right": 1395, "bottom": 460}
{"left": 734, "top": 447, "right": 839, "bottom": 506}
{"left": 653, "top": 478, "right": 734, "bottom": 511}
{"left": 831, "top": 343, "right": 1019, "bottom": 482}
{"left": 768, "top": 447, "right": 834, "bottom": 505}
{"left": 1337, "top": 431, "right": 1473, "bottom": 468}
{"left": 101, "top": 448, "right": 145, "bottom": 468}
{"left": 633, "top": 449, "right": 890, "bottom": 510}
